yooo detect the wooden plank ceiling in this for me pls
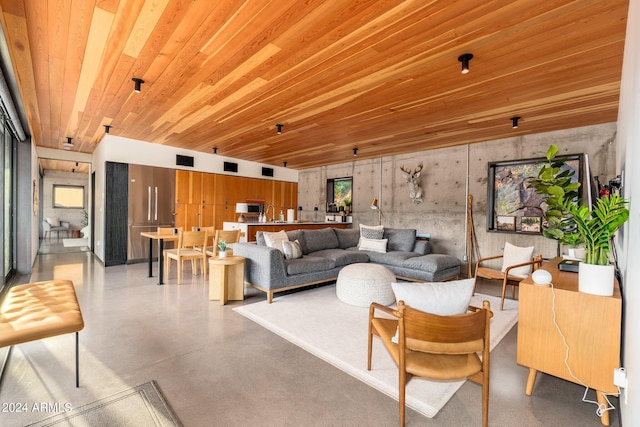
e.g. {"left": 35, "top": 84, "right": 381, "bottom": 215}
{"left": 0, "top": 0, "right": 629, "bottom": 169}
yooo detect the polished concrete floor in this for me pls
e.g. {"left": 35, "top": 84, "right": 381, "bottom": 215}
{"left": 0, "top": 244, "right": 621, "bottom": 426}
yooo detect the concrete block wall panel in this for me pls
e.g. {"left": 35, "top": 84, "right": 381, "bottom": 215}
{"left": 298, "top": 123, "right": 617, "bottom": 262}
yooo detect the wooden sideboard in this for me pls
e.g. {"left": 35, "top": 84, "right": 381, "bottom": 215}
{"left": 517, "top": 257, "right": 621, "bottom": 426}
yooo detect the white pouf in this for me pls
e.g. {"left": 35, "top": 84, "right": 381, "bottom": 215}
{"left": 336, "top": 263, "right": 396, "bottom": 307}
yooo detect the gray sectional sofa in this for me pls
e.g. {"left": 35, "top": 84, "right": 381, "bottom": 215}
{"left": 232, "top": 227, "right": 461, "bottom": 303}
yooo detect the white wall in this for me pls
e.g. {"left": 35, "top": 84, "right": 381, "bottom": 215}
{"left": 617, "top": 0, "right": 640, "bottom": 424}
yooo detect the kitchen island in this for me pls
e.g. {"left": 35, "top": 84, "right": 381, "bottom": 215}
{"left": 223, "top": 221, "right": 350, "bottom": 242}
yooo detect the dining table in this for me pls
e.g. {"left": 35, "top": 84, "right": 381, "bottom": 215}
{"left": 140, "top": 231, "right": 180, "bottom": 285}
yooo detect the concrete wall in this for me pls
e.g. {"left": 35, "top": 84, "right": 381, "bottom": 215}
{"left": 299, "top": 122, "right": 617, "bottom": 265}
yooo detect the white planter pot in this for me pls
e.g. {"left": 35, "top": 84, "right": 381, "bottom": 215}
{"left": 578, "top": 263, "right": 614, "bottom": 296}
{"left": 219, "top": 250, "right": 227, "bottom": 259}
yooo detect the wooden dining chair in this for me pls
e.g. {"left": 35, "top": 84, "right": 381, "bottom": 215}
{"left": 205, "top": 229, "right": 242, "bottom": 257}
{"left": 164, "top": 230, "right": 208, "bottom": 284}
{"left": 368, "top": 300, "right": 492, "bottom": 427}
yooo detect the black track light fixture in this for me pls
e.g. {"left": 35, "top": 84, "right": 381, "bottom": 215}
{"left": 276, "top": 124, "right": 284, "bottom": 134}
{"left": 283, "top": 161, "right": 287, "bottom": 167}
{"left": 353, "top": 147, "right": 358, "bottom": 157}
{"left": 132, "top": 77, "right": 144, "bottom": 93}
{"left": 213, "top": 147, "right": 218, "bottom": 154}
{"left": 511, "top": 116, "right": 521, "bottom": 129}
{"left": 458, "top": 53, "right": 473, "bottom": 74}
{"left": 104, "top": 124, "right": 111, "bottom": 133}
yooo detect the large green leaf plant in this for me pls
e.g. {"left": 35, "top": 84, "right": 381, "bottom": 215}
{"left": 528, "top": 144, "right": 582, "bottom": 247}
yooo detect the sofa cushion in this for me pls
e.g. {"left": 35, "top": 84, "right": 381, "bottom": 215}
{"left": 358, "top": 237, "right": 388, "bottom": 253}
{"left": 255, "top": 231, "right": 267, "bottom": 246}
{"left": 284, "top": 256, "right": 336, "bottom": 275}
{"left": 47, "top": 217, "right": 60, "bottom": 227}
{"left": 384, "top": 228, "right": 416, "bottom": 252}
{"left": 286, "top": 230, "right": 308, "bottom": 254}
{"left": 412, "top": 239, "right": 431, "bottom": 255}
{"left": 390, "top": 278, "right": 475, "bottom": 316}
{"left": 310, "top": 248, "right": 369, "bottom": 267}
{"left": 263, "top": 231, "right": 289, "bottom": 253}
{"left": 359, "top": 224, "right": 384, "bottom": 240}
{"left": 335, "top": 228, "right": 360, "bottom": 249}
{"left": 360, "top": 250, "right": 420, "bottom": 266}
{"left": 402, "top": 254, "right": 461, "bottom": 273}
{"left": 282, "top": 240, "right": 303, "bottom": 260}
{"left": 303, "top": 228, "right": 339, "bottom": 254}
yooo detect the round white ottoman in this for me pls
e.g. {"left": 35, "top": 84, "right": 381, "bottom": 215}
{"left": 336, "top": 263, "right": 396, "bottom": 307}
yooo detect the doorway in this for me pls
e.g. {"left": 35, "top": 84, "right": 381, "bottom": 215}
{"left": 38, "top": 158, "right": 92, "bottom": 254}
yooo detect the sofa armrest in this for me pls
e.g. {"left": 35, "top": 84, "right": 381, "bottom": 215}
{"left": 232, "top": 243, "right": 288, "bottom": 290}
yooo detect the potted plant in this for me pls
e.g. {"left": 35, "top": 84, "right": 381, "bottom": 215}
{"left": 218, "top": 240, "right": 227, "bottom": 258}
{"left": 562, "top": 193, "right": 629, "bottom": 296}
{"left": 531, "top": 145, "right": 629, "bottom": 296}
{"left": 528, "top": 144, "right": 583, "bottom": 254}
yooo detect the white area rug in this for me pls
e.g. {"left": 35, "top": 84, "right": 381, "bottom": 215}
{"left": 234, "top": 284, "right": 518, "bottom": 418}
{"left": 62, "top": 238, "right": 88, "bottom": 247}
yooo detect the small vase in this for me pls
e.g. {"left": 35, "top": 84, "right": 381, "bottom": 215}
{"left": 578, "top": 262, "right": 614, "bottom": 296}
{"left": 219, "top": 250, "right": 227, "bottom": 259}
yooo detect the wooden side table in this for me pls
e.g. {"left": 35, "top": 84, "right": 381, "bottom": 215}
{"left": 517, "top": 257, "right": 621, "bottom": 426}
{"left": 209, "top": 256, "right": 245, "bottom": 305}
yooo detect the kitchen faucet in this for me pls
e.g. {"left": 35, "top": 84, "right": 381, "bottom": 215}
{"left": 264, "top": 204, "right": 275, "bottom": 222}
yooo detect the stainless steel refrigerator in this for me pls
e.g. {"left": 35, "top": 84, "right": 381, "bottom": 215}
{"left": 127, "top": 165, "right": 176, "bottom": 263}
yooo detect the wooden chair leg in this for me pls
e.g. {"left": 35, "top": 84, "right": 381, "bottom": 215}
{"left": 500, "top": 278, "right": 508, "bottom": 310}
{"left": 177, "top": 259, "right": 182, "bottom": 284}
{"left": 399, "top": 370, "right": 406, "bottom": 426}
{"left": 367, "top": 322, "right": 373, "bottom": 370}
{"left": 482, "top": 374, "right": 489, "bottom": 427}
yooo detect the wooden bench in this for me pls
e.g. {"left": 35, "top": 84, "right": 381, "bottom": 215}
{"left": 0, "top": 280, "right": 84, "bottom": 387}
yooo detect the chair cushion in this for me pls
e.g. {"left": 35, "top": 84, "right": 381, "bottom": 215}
{"left": 46, "top": 217, "right": 60, "bottom": 227}
{"left": 391, "top": 278, "right": 475, "bottom": 316}
{"left": 501, "top": 242, "right": 535, "bottom": 277}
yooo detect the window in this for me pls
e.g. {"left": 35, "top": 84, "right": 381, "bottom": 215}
{"left": 326, "top": 177, "right": 352, "bottom": 212}
{"left": 53, "top": 185, "right": 85, "bottom": 209}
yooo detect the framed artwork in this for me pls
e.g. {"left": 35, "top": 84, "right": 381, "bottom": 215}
{"left": 326, "top": 177, "right": 353, "bottom": 212}
{"left": 521, "top": 216, "right": 542, "bottom": 233}
{"left": 496, "top": 216, "right": 515, "bottom": 231}
{"left": 487, "top": 154, "right": 582, "bottom": 234}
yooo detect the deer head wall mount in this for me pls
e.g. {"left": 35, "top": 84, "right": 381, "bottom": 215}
{"left": 400, "top": 162, "right": 424, "bottom": 204}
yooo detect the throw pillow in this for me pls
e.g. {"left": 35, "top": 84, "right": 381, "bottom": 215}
{"left": 47, "top": 217, "right": 60, "bottom": 227}
{"left": 358, "top": 236, "right": 388, "bottom": 253}
{"left": 359, "top": 223, "right": 384, "bottom": 240}
{"left": 501, "top": 242, "right": 535, "bottom": 278}
{"left": 282, "top": 240, "right": 303, "bottom": 260}
{"left": 263, "top": 230, "right": 289, "bottom": 253}
{"left": 391, "top": 278, "right": 475, "bottom": 316}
